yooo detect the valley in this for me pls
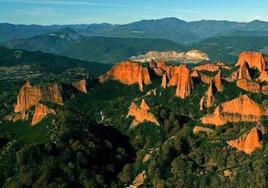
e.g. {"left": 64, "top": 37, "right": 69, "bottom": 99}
{"left": 1, "top": 47, "right": 268, "bottom": 187}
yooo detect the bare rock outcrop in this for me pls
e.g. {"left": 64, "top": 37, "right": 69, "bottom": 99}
{"left": 128, "top": 99, "right": 159, "bottom": 127}
{"left": 257, "top": 71, "right": 268, "bottom": 82}
{"left": 213, "top": 70, "right": 223, "bottom": 92}
{"left": 161, "top": 73, "right": 167, "bottom": 88}
{"left": 193, "top": 126, "right": 215, "bottom": 135}
{"left": 227, "top": 127, "right": 263, "bottom": 154}
{"left": 236, "top": 79, "right": 261, "bottom": 93}
{"left": 149, "top": 59, "right": 168, "bottom": 76}
{"left": 200, "top": 81, "right": 216, "bottom": 111}
{"left": 201, "top": 95, "right": 267, "bottom": 126}
{"left": 72, "top": 79, "right": 87, "bottom": 93}
{"left": 225, "top": 69, "right": 239, "bottom": 82}
{"left": 99, "top": 61, "right": 151, "bottom": 91}
{"left": 236, "top": 51, "right": 267, "bottom": 72}
{"left": 14, "top": 81, "right": 63, "bottom": 113}
{"left": 129, "top": 171, "right": 146, "bottom": 188}
{"left": 168, "top": 64, "right": 193, "bottom": 99}
{"left": 194, "top": 63, "right": 219, "bottom": 72}
{"left": 31, "top": 103, "right": 56, "bottom": 125}
{"left": 238, "top": 61, "right": 252, "bottom": 80}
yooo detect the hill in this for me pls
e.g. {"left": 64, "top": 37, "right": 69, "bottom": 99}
{"left": 3, "top": 29, "right": 185, "bottom": 64}
{"left": 0, "top": 46, "right": 110, "bottom": 77}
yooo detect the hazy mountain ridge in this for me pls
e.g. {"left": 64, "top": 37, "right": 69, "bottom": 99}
{"left": 3, "top": 17, "right": 268, "bottom": 43}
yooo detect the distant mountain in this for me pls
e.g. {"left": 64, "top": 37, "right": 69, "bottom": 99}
{"left": 4, "top": 29, "right": 185, "bottom": 64}
{"left": 3, "top": 18, "right": 268, "bottom": 44}
{"left": 192, "top": 36, "right": 268, "bottom": 63}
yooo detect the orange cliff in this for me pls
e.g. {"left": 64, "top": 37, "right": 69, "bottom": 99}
{"left": 257, "top": 71, "right": 268, "bottom": 82}
{"left": 168, "top": 64, "right": 194, "bottom": 99}
{"left": 14, "top": 81, "right": 63, "bottom": 113}
{"left": 99, "top": 61, "right": 151, "bottom": 92}
{"left": 201, "top": 95, "right": 268, "bottom": 126}
{"left": 72, "top": 79, "right": 87, "bottom": 93}
{"left": 236, "top": 79, "right": 261, "bottom": 93}
{"left": 213, "top": 70, "right": 223, "bottom": 92}
{"left": 227, "top": 127, "right": 263, "bottom": 154}
{"left": 236, "top": 51, "right": 267, "bottom": 72}
{"left": 200, "top": 81, "right": 216, "bottom": 111}
{"left": 31, "top": 103, "right": 56, "bottom": 125}
{"left": 238, "top": 61, "right": 252, "bottom": 80}
{"left": 127, "top": 99, "right": 159, "bottom": 127}
{"left": 194, "top": 63, "right": 220, "bottom": 72}
{"left": 149, "top": 59, "right": 168, "bottom": 76}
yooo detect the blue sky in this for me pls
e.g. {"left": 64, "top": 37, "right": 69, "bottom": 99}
{"left": 1, "top": 0, "right": 268, "bottom": 25}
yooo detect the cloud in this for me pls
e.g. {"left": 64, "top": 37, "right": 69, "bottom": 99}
{"left": 1, "top": 0, "right": 232, "bottom": 17}
{"left": 15, "top": 7, "right": 62, "bottom": 16}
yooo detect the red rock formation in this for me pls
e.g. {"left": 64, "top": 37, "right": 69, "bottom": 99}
{"left": 236, "top": 79, "right": 261, "bottom": 93}
{"left": 149, "top": 59, "right": 168, "bottom": 76}
{"left": 213, "top": 70, "right": 223, "bottom": 91}
{"left": 236, "top": 51, "right": 267, "bottom": 72}
{"left": 99, "top": 61, "right": 151, "bottom": 91}
{"left": 193, "top": 126, "right": 215, "bottom": 135}
{"left": 199, "top": 72, "right": 213, "bottom": 84}
{"left": 227, "top": 128, "right": 262, "bottom": 154}
{"left": 201, "top": 95, "right": 266, "bottom": 126}
{"left": 257, "top": 71, "right": 268, "bottom": 82}
{"left": 216, "top": 61, "right": 232, "bottom": 70}
{"left": 31, "top": 103, "right": 56, "bottom": 125}
{"left": 167, "top": 64, "right": 193, "bottom": 99}
{"left": 238, "top": 61, "right": 252, "bottom": 80}
{"left": 190, "top": 70, "right": 199, "bottom": 78}
{"left": 128, "top": 99, "right": 159, "bottom": 127}
{"left": 200, "top": 81, "right": 216, "bottom": 111}
{"left": 41, "top": 84, "right": 63, "bottom": 105}
{"left": 198, "top": 70, "right": 222, "bottom": 91}
{"left": 72, "top": 79, "right": 87, "bottom": 93}
{"left": 161, "top": 73, "right": 167, "bottom": 88}
{"left": 225, "top": 69, "right": 239, "bottom": 82}
{"left": 194, "top": 63, "right": 219, "bottom": 72}
{"left": 262, "top": 85, "right": 268, "bottom": 95}
{"left": 129, "top": 171, "right": 146, "bottom": 188}
{"left": 14, "top": 81, "right": 42, "bottom": 113}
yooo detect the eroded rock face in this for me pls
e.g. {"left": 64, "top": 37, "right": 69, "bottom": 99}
{"left": 227, "top": 127, "right": 262, "bottom": 154}
{"left": 238, "top": 61, "right": 252, "bottom": 80}
{"left": 201, "top": 95, "right": 266, "bottom": 126}
{"left": 41, "top": 84, "right": 63, "bottom": 105}
{"left": 236, "top": 79, "right": 261, "bottom": 93}
{"left": 128, "top": 99, "right": 159, "bottom": 127}
{"left": 225, "top": 69, "right": 239, "bottom": 82}
{"left": 161, "top": 73, "right": 167, "bottom": 88}
{"left": 213, "top": 70, "right": 223, "bottom": 92}
{"left": 200, "top": 81, "right": 216, "bottom": 111}
{"left": 193, "top": 126, "right": 215, "bottom": 135}
{"left": 72, "top": 79, "right": 87, "bottom": 93}
{"left": 257, "top": 71, "right": 268, "bottom": 82}
{"left": 149, "top": 59, "right": 168, "bottom": 76}
{"left": 194, "top": 64, "right": 219, "bottom": 72}
{"left": 236, "top": 51, "right": 267, "bottom": 72}
{"left": 168, "top": 64, "right": 194, "bottom": 99}
{"left": 129, "top": 171, "right": 146, "bottom": 188}
{"left": 14, "top": 81, "right": 42, "bottom": 113}
{"left": 14, "top": 81, "right": 63, "bottom": 113}
{"left": 31, "top": 103, "right": 56, "bottom": 125}
{"left": 99, "top": 61, "right": 151, "bottom": 91}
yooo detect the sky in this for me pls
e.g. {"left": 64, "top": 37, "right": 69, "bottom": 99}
{"left": 1, "top": 0, "right": 268, "bottom": 25}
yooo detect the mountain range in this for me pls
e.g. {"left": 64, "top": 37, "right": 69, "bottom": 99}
{"left": 3, "top": 28, "right": 185, "bottom": 64}
{"left": 2, "top": 17, "right": 268, "bottom": 44}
